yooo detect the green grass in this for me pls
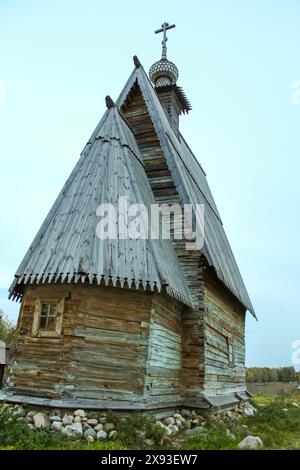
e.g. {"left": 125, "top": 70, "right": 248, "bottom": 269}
{"left": 182, "top": 395, "right": 300, "bottom": 450}
{"left": 0, "top": 407, "right": 127, "bottom": 450}
{"left": 1, "top": 394, "right": 300, "bottom": 450}
{"left": 179, "top": 425, "right": 239, "bottom": 450}
{"left": 243, "top": 394, "right": 300, "bottom": 449}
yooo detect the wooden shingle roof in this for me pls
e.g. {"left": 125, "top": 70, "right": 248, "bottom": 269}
{"left": 10, "top": 105, "right": 192, "bottom": 307}
{"left": 10, "top": 60, "right": 255, "bottom": 318}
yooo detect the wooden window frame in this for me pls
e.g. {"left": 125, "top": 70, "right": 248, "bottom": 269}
{"left": 227, "top": 337, "right": 235, "bottom": 367}
{"left": 32, "top": 297, "right": 64, "bottom": 337}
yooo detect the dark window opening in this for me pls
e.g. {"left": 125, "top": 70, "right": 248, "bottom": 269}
{"left": 39, "top": 303, "right": 57, "bottom": 331}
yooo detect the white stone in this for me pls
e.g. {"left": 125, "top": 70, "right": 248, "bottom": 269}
{"left": 238, "top": 436, "right": 263, "bottom": 450}
{"left": 33, "top": 412, "right": 51, "bottom": 429}
{"left": 74, "top": 409, "right": 86, "bottom": 418}
{"left": 62, "top": 414, "right": 74, "bottom": 425}
{"left": 244, "top": 404, "right": 256, "bottom": 417}
{"left": 50, "top": 416, "right": 61, "bottom": 422}
{"left": 97, "top": 430, "right": 108, "bottom": 440}
{"left": 84, "top": 427, "right": 96, "bottom": 438}
{"left": 74, "top": 416, "right": 82, "bottom": 423}
{"left": 164, "top": 417, "right": 175, "bottom": 426}
{"left": 168, "top": 424, "right": 179, "bottom": 435}
{"left": 86, "top": 435, "right": 95, "bottom": 444}
{"left": 173, "top": 413, "right": 185, "bottom": 422}
{"left": 87, "top": 418, "right": 98, "bottom": 427}
{"left": 109, "top": 430, "right": 118, "bottom": 439}
{"left": 51, "top": 421, "right": 63, "bottom": 432}
{"left": 62, "top": 422, "right": 83, "bottom": 438}
{"left": 94, "top": 423, "right": 104, "bottom": 431}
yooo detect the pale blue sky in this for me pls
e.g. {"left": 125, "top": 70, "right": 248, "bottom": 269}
{"left": 0, "top": 0, "right": 299, "bottom": 367}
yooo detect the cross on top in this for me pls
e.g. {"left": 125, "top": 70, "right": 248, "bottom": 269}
{"left": 155, "top": 22, "right": 176, "bottom": 59}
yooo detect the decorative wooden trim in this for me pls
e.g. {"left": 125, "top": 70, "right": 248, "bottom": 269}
{"left": 38, "top": 331, "right": 61, "bottom": 338}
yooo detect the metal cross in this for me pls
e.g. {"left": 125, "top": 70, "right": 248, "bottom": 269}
{"left": 155, "top": 22, "right": 176, "bottom": 59}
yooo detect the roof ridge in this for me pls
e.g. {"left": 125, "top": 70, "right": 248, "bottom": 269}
{"left": 95, "top": 106, "right": 144, "bottom": 165}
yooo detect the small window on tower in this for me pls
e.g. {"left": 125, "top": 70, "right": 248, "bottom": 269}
{"left": 39, "top": 303, "right": 57, "bottom": 331}
{"left": 32, "top": 297, "right": 65, "bottom": 337}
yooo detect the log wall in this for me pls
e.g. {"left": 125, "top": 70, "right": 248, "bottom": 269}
{"left": 145, "top": 294, "right": 182, "bottom": 406}
{"left": 4, "top": 284, "right": 152, "bottom": 407}
{"left": 203, "top": 272, "right": 246, "bottom": 396}
{"left": 123, "top": 86, "right": 207, "bottom": 405}
{"left": 3, "top": 86, "right": 249, "bottom": 409}
{"left": 4, "top": 275, "right": 247, "bottom": 407}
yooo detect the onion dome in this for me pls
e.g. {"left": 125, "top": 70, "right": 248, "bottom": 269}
{"left": 149, "top": 57, "right": 179, "bottom": 88}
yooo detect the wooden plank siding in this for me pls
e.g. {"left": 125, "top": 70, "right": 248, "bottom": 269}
{"left": 123, "top": 86, "right": 207, "bottom": 405}
{"left": 203, "top": 271, "right": 246, "bottom": 396}
{"left": 2, "top": 71, "right": 251, "bottom": 410}
{"left": 122, "top": 82, "right": 248, "bottom": 405}
{"left": 5, "top": 284, "right": 153, "bottom": 406}
{"left": 4, "top": 274, "right": 248, "bottom": 407}
{"left": 145, "top": 294, "right": 182, "bottom": 406}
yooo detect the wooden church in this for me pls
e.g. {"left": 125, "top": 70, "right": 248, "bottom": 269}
{"left": 1, "top": 24, "right": 255, "bottom": 410}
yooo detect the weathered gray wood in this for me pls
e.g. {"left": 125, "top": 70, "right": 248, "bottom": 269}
{"left": 3, "top": 57, "right": 254, "bottom": 411}
{"left": 117, "top": 66, "right": 255, "bottom": 317}
{"left": 9, "top": 106, "right": 192, "bottom": 308}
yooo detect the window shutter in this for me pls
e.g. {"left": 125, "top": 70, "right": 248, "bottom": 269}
{"left": 32, "top": 297, "right": 41, "bottom": 336}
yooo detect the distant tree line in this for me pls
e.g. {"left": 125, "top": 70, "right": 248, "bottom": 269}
{"left": 247, "top": 366, "right": 300, "bottom": 383}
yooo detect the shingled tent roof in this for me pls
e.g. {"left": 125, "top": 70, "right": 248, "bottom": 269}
{"left": 9, "top": 104, "right": 192, "bottom": 307}
{"left": 10, "top": 59, "right": 255, "bottom": 318}
{"left": 111, "top": 64, "right": 255, "bottom": 317}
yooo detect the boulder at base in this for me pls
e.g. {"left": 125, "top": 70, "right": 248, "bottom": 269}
{"left": 238, "top": 436, "right": 263, "bottom": 450}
